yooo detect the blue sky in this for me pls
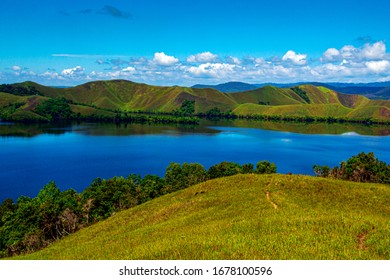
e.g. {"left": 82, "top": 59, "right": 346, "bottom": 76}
{"left": 1, "top": 0, "right": 390, "bottom": 86}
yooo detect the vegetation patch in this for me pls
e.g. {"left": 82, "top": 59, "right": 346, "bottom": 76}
{"left": 313, "top": 152, "right": 390, "bottom": 184}
{"left": 291, "top": 87, "right": 311, "bottom": 103}
{"left": 1, "top": 80, "right": 389, "bottom": 124}
{"left": 0, "top": 160, "right": 276, "bottom": 258}
{"left": 11, "top": 173, "right": 390, "bottom": 260}
{"left": 2, "top": 152, "right": 390, "bottom": 260}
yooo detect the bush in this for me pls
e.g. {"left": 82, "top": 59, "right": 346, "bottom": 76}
{"left": 313, "top": 165, "right": 330, "bottom": 177}
{"left": 314, "top": 152, "right": 390, "bottom": 184}
{"left": 34, "top": 98, "right": 73, "bottom": 121}
{"left": 242, "top": 163, "right": 255, "bottom": 174}
{"left": 256, "top": 161, "right": 277, "bottom": 174}
{"left": 208, "top": 161, "right": 242, "bottom": 179}
{"left": 342, "top": 152, "right": 390, "bottom": 183}
{"left": 165, "top": 162, "right": 207, "bottom": 192}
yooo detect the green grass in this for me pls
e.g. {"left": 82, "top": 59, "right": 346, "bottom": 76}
{"left": 231, "top": 86, "right": 302, "bottom": 106}
{"left": 13, "top": 174, "right": 390, "bottom": 260}
{"left": 0, "top": 92, "right": 28, "bottom": 107}
{"left": 2, "top": 80, "right": 390, "bottom": 122}
{"left": 233, "top": 103, "right": 353, "bottom": 117}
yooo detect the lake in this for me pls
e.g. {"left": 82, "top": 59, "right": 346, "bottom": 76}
{"left": 1, "top": 120, "right": 390, "bottom": 201}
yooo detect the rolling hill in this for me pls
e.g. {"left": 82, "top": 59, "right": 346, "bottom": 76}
{"left": 192, "top": 81, "right": 390, "bottom": 100}
{"left": 13, "top": 174, "right": 390, "bottom": 260}
{"left": 192, "top": 81, "right": 259, "bottom": 93}
{"left": 1, "top": 80, "right": 390, "bottom": 122}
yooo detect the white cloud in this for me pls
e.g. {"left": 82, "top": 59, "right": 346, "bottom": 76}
{"left": 187, "top": 52, "right": 218, "bottom": 63}
{"left": 226, "top": 56, "right": 241, "bottom": 65}
{"left": 153, "top": 52, "right": 179, "bottom": 66}
{"left": 61, "top": 66, "right": 85, "bottom": 76}
{"left": 4, "top": 42, "right": 390, "bottom": 86}
{"left": 324, "top": 41, "right": 388, "bottom": 63}
{"left": 187, "top": 63, "right": 236, "bottom": 78}
{"left": 340, "top": 45, "right": 358, "bottom": 59}
{"left": 321, "top": 48, "right": 341, "bottom": 62}
{"left": 254, "top": 57, "right": 267, "bottom": 66}
{"left": 41, "top": 71, "right": 65, "bottom": 80}
{"left": 122, "top": 66, "right": 135, "bottom": 73}
{"left": 365, "top": 60, "right": 390, "bottom": 73}
{"left": 362, "top": 41, "right": 386, "bottom": 60}
{"left": 282, "top": 50, "right": 307, "bottom": 65}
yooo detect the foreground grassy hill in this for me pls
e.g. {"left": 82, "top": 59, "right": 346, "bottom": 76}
{"left": 1, "top": 80, "right": 390, "bottom": 122}
{"left": 14, "top": 174, "right": 390, "bottom": 260}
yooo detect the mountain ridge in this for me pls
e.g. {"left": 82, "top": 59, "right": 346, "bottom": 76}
{"left": 192, "top": 81, "right": 390, "bottom": 100}
{"left": 1, "top": 79, "right": 390, "bottom": 122}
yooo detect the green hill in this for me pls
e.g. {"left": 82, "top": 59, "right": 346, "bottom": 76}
{"left": 1, "top": 80, "right": 390, "bottom": 122}
{"left": 14, "top": 174, "right": 390, "bottom": 260}
{"left": 230, "top": 86, "right": 303, "bottom": 105}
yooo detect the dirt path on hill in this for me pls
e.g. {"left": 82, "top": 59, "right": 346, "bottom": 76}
{"left": 265, "top": 177, "right": 278, "bottom": 209}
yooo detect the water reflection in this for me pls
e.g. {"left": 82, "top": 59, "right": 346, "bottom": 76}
{"left": 0, "top": 120, "right": 389, "bottom": 137}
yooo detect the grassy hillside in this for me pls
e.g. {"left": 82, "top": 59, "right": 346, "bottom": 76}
{"left": 233, "top": 103, "right": 353, "bottom": 118}
{"left": 14, "top": 174, "right": 390, "bottom": 260}
{"left": 230, "top": 86, "right": 303, "bottom": 106}
{"left": 1, "top": 80, "right": 390, "bottom": 122}
{"left": 16, "top": 80, "right": 237, "bottom": 113}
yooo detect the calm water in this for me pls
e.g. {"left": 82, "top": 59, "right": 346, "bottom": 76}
{"left": 1, "top": 121, "right": 390, "bottom": 201}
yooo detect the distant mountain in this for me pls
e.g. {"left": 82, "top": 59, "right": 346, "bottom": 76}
{"left": 192, "top": 82, "right": 259, "bottom": 93}
{"left": 1, "top": 80, "right": 389, "bottom": 122}
{"left": 323, "top": 85, "right": 390, "bottom": 100}
{"left": 192, "top": 81, "right": 390, "bottom": 100}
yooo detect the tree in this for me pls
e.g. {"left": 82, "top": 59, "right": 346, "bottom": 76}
{"left": 173, "top": 100, "right": 195, "bottom": 116}
{"left": 242, "top": 163, "right": 254, "bottom": 174}
{"left": 164, "top": 162, "right": 207, "bottom": 192}
{"left": 34, "top": 98, "right": 73, "bottom": 121}
{"left": 181, "top": 163, "right": 207, "bottom": 186}
{"left": 206, "top": 107, "right": 222, "bottom": 118}
{"left": 343, "top": 152, "right": 390, "bottom": 183}
{"left": 314, "top": 152, "right": 390, "bottom": 184}
{"left": 180, "top": 100, "right": 195, "bottom": 115}
{"left": 256, "top": 161, "right": 277, "bottom": 174}
{"left": 208, "top": 161, "right": 242, "bottom": 179}
{"left": 313, "top": 165, "right": 330, "bottom": 177}
{"left": 36, "top": 182, "right": 63, "bottom": 240}
{"left": 141, "top": 175, "right": 165, "bottom": 199}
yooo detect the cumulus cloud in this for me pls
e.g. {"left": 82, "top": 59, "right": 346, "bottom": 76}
{"left": 41, "top": 71, "right": 65, "bottom": 80}
{"left": 321, "top": 41, "right": 387, "bottom": 64}
{"left": 339, "top": 45, "right": 358, "bottom": 60}
{"left": 282, "top": 50, "right": 307, "bottom": 65}
{"left": 153, "top": 52, "right": 179, "bottom": 66}
{"left": 61, "top": 66, "right": 85, "bottom": 76}
{"left": 365, "top": 60, "right": 390, "bottom": 73}
{"left": 122, "top": 66, "right": 136, "bottom": 73}
{"left": 321, "top": 48, "right": 341, "bottom": 62}
{"left": 361, "top": 41, "right": 386, "bottom": 60}
{"left": 187, "top": 63, "right": 237, "bottom": 78}
{"left": 5, "top": 41, "right": 390, "bottom": 86}
{"left": 187, "top": 52, "right": 218, "bottom": 63}
{"left": 226, "top": 56, "right": 241, "bottom": 65}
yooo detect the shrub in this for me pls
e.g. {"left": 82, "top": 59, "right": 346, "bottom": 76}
{"left": 208, "top": 161, "right": 243, "bottom": 179}
{"left": 313, "top": 165, "right": 331, "bottom": 177}
{"left": 256, "top": 161, "right": 277, "bottom": 174}
{"left": 242, "top": 163, "right": 255, "bottom": 174}
{"left": 314, "top": 152, "right": 390, "bottom": 184}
